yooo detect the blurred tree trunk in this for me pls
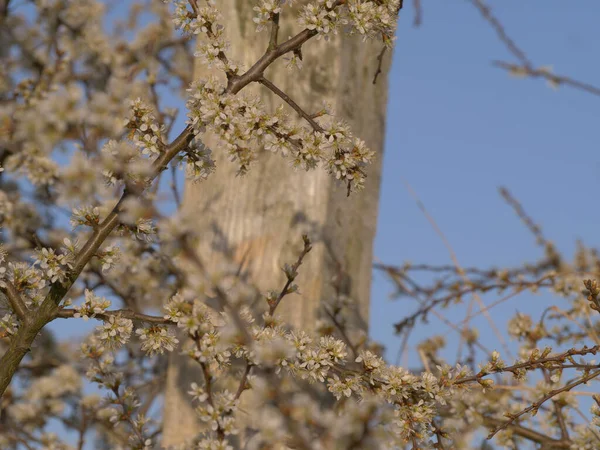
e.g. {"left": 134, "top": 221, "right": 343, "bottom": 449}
{"left": 162, "top": 1, "right": 392, "bottom": 446}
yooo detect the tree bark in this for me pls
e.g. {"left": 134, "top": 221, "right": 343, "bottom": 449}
{"left": 162, "top": 1, "right": 392, "bottom": 446}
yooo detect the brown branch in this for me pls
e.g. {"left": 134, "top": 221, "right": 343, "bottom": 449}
{"left": 372, "top": 46, "right": 387, "bottom": 85}
{"left": 0, "top": 280, "right": 28, "bottom": 322}
{"left": 324, "top": 307, "right": 358, "bottom": 358}
{"left": 499, "top": 186, "right": 553, "bottom": 248}
{"left": 466, "top": 0, "right": 531, "bottom": 67}
{"left": 234, "top": 361, "right": 253, "bottom": 401}
{"left": 467, "top": 0, "right": 600, "bottom": 98}
{"left": 55, "top": 308, "right": 171, "bottom": 324}
{"left": 227, "top": 29, "right": 317, "bottom": 94}
{"left": 268, "top": 4, "right": 281, "bottom": 51}
{"left": 268, "top": 235, "right": 312, "bottom": 316}
{"left": 481, "top": 416, "right": 571, "bottom": 448}
{"left": 542, "top": 369, "right": 571, "bottom": 441}
{"left": 487, "top": 369, "right": 600, "bottom": 440}
{"left": 170, "top": 164, "right": 182, "bottom": 209}
{"left": 412, "top": 0, "right": 421, "bottom": 26}
{"left": 392, "top": 274, "right": 552, "bottom": 334}
{"left": 493, "top": 61, "right": 600, "bottom": 97}
{"left": 454, "top": 344, "right": 600, "bottom": 385}
{"left": 258, "top": 77, "right": 324, "bottom": 132}
{"left": 196, "top": 354, "right": 226, "bottom": 441}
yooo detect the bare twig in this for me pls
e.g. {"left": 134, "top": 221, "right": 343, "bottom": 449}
{"left": 466, "top": 0, "right": 531, "bottom": 67}
{"left": 493, "top": 61, "right": 600, "bottom": 97}
{"left": 372, "top": 46, "right": 387, "bottom": 85}
{"left": 487, "top": 369, "right": 600, "bottom": 440}
{"left": 268, "top": 235, "right": 312, "bottom": 316}
{"left": 258, "top": 77, "right": 324, "bottom": 132}
{"left": 401, "top": 179, "right": 512, "bottom": 359}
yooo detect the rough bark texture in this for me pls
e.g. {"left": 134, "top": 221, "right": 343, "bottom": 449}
{"left": 162, "top": 1, "right": 391, "bottom": 446}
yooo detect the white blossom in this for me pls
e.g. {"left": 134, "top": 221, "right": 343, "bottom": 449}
{"left": 96, "top": 315, "right": 134, "bottom": 349}
{"left": 135, "top": 325, "right": 179, "bottom": 355}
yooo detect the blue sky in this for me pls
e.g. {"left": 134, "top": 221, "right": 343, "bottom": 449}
{"left": 370, "top": 0, "right": 600, "bottom": 365}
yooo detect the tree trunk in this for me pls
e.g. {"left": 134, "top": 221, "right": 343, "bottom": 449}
{"left": 162, "top": 1, "right": 392, "bottom": 446}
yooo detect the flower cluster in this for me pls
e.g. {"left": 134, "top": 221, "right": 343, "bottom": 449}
{"left": 3, "top": 143, "right": 59, "bottom": 187}
{"left": 1, "top": 261, "right": 46, "bottom": 307}
{"left": 179, "top": 137, "right": 217, "bottom": 183}
{"left": 172, "top": 0, "right": 241, "bottom": 74}
{"left": 125, "top": 98, "right": 165, "bottom": 158}
{"left": 96, "top": 316, "right": 134, "bottom": 350}
{"left": 100, "top": 140, "right": 153, "bottom": 187}
{"left": 0, "top": 313, "right": 18, "bottom": 337}
{"left": 71, "top": 206, "right": 102, "bottom": 228}
{"left": 298, "top": 1, "right": 344, "bottom": 39}
{"left": 96, "top": 244, "right": 121, "bottom": 273}
{"left": 346, "top": 0, "right": 401, "bottom": 41}
{"left": 135, "top": 325, "right": 179, "bottom": 356}
{"left": 33, "top": 246, "right": 74, "bottom": 284}
{"left": 297, "top": 0, "right": 401, "bottom": 42}
{"left": 186, "top": 77, "right": 375, "bottom": 191}
{"left": 73, "top": 289, "right": 111, "bottom": 320}
{"left": 253, "top": 0, "right": 283, "bottom": 32}
{"left": 6, "top": 365, "right": 81, "bottom": 427}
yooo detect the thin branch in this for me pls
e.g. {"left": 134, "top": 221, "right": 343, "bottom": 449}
{"left": 401, "top": 178, "right": 513, "bottom": 359}
{"left": 268, "top": 235, "right": 312, "bottom": 316}
{"left": 170, "top": 164, "right": 182, "bottom": 209}
{"left": 324, "top": 306, "right": 358, "bottom": 358}
{"left": 493, "top": 61, "right": 600, "bottom": 97}
{"left": 452, "top": 275, "right": 554, "bottom": 328}
{"left": 487, "top": 369, "right": 600, "bottom": 440}
{"left": 0, "top": 280, "right": 28, "bottom": 322}
{"left": 499, "top": 186, "right": 552, "bottom": 247}
{"left": 258, "top": 77, "right": 324, "bottom": 132}
{"left": 467, "top": 0, "right": 600, "bottom": 98}
{"left": 234, "top": 361, "right": 253, "bottom": 400}
{"left": 228, "top": 29, "right": 317, "bottom": 94}
{"left": 494, "top": 384, "right": 598, "bottom": 397}
{"left": 466, "top": 0, "right": 531, "bottom": 67}
{"left": 412, "top": 0, "right": 422, "bottom": 26}
{"left": 268, "top": 2, "right": 281, "bottom": 51}
{"left": 55, "top": 308, "right": 171, "bottom": 325}
{"left": 372, "top": 46, "right": 387, "bottom": 85}
{"left": 454, "top": 344, "right": 600, "bottom": 386}
{"left": 481, "top": 416, "right": 570, "bottom": 448}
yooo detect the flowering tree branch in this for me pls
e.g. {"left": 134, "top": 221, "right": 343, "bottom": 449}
{"left": 4, "top": 0, "right": 600, "bottom": 448}
{"left": 0, "top": 0, "right": 356, "bottom": 395}
{"left": 0, "top": 126, "right": 194, "bottom": 397}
